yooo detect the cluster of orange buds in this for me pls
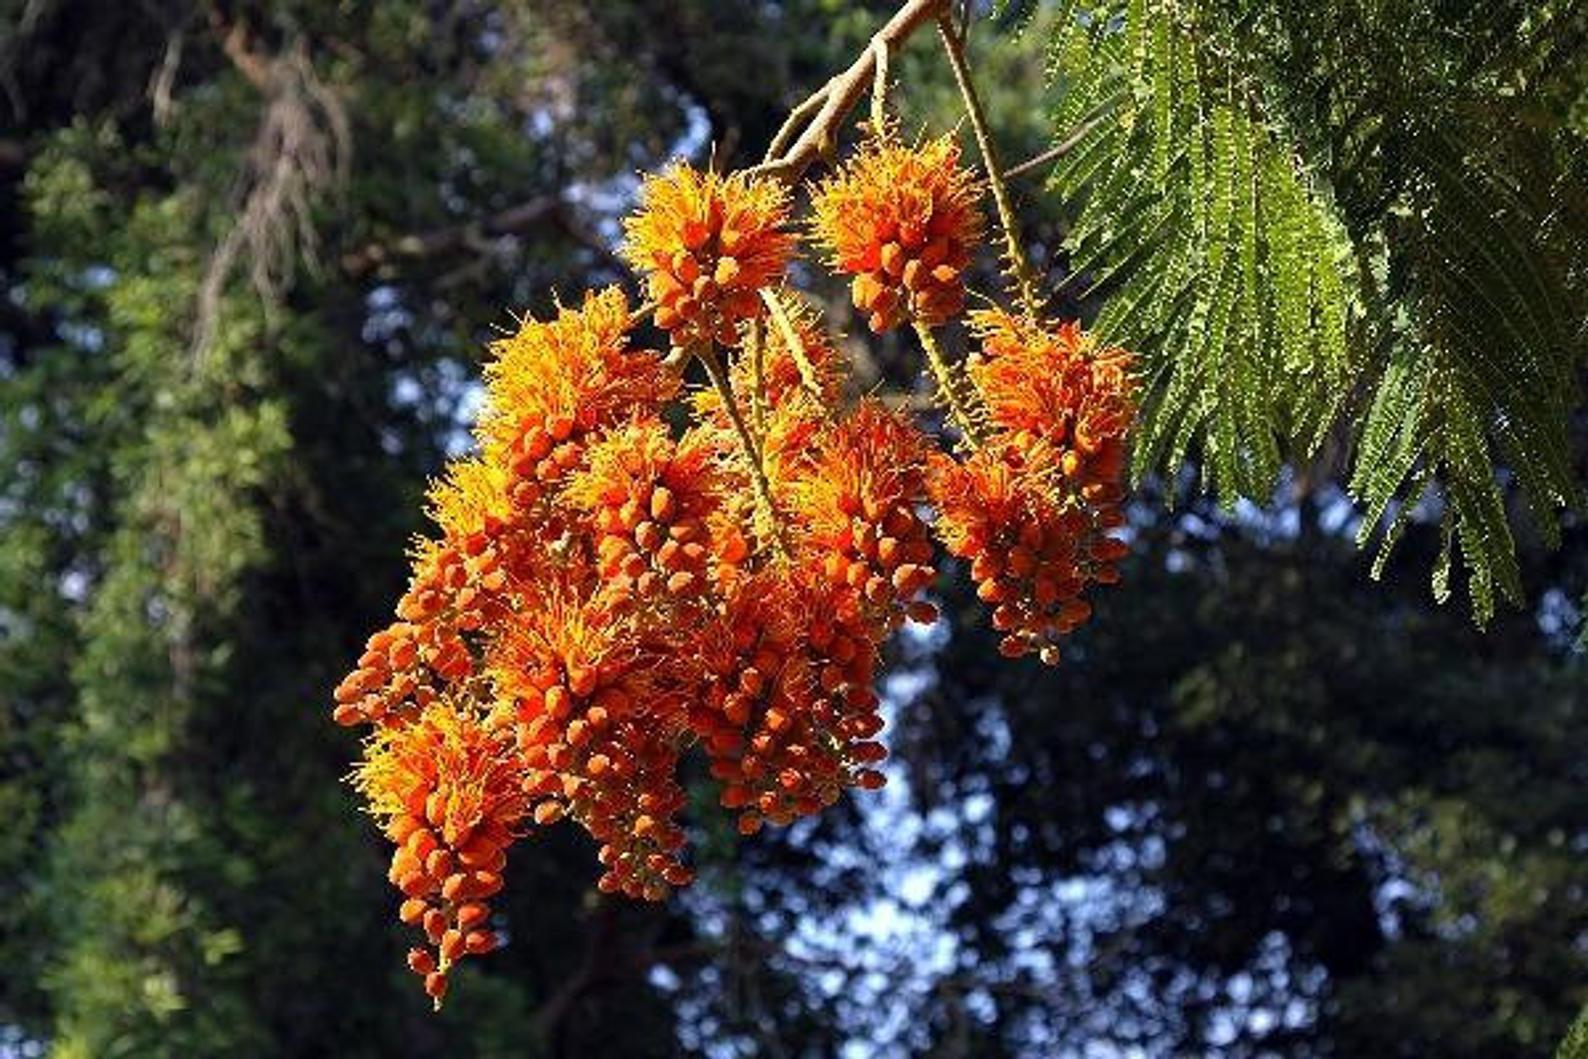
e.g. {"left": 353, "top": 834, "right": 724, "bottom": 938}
{"left": 809, "top": 136, "right": 984, "bottom": 333}
{"left": 623, "top": 164, "right": 796, "bottom": 347}
{"left": 478, "top": 287, "right": 680, "bottom": 515}
{"left": 331, "top": 621, "right": 430, "bottom": 727}
{"left": 355, "top": 697, "right": 526, "bottom": 1005}
{"left": 567, "top": 419, "right": 722, "bottom": 609}
{"left": 334, "top": 130, "right": 1137, "bottom": 1008}
{"left": 488, "top": 586, "right": 696, "bottom": 902}
{"left": 690, "top": 574, "right": 890, "bottom": 835}
{"left": 930, "top": 448, "right": 1087, "bottom": 661}
{"left": 790, "top": 401, "right": 939, "bottom": 631}
{"left": 331, "top": 540, "right": 487, "bottom": 726}
{"left": 931, "top": 310, "right": 1136, "bottom": 662}
{"left": 792, "top": 582, "right": 889, "bottom": 793}
{"left": 966, "top": 309, "right": 1134, "bottom": 506}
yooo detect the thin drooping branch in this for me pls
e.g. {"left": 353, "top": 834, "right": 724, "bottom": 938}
{"left": 694, "top": 343, "right": 792, "bottom": 558}
{"left": 339, "top": 196, "right": 623, "bottom": 279}
{"left": 195, "top": 19, "right": 350, "bottom": 362}
{"left": 748, "top": 0, "right": 949, "bottom": 182}
{"left": 936, "top": 14, "right": 1038, "bottom": 317}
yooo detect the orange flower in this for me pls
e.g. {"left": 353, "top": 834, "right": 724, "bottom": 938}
{"left": 332, "top": 535, "right": 487, "bottom": 729}
{"left": 929, "top": 445, "right": 1087, "bottom": 662}
{"left": 623, "top": 163, "right": 794, "bottom": 347}
{"left": 487, "top": 587, "right": 693, "bottom": 901}
{"left": 960, "top": 311, "right": 1136, "bottom": 651}
{"left": 788, "top": 400, "right": 938, "bottom": 631}
{"left": 692, "top": 574, "right": 818, "bottom": 830}
{"left": 485, "top": 582, "right": 644, "bottom": 733}
{"left": 967, "top": 308, "right": 1135, "bottom": 502}
{"left": 426, "top": 458, "right": 514, "bottom": 542}
{"left": 809, "top": 135, "right": 983, "bottom": 333}
{"left": 565, "top": 417, "right": 723, "bottom": 609}
{"left": 789, "top": 572, "right": 891, "bottom": 802}
{"left": 686, "top": 301, "right": 841, "bottom": 561}
{"left": 691, "top": 297, "right": 840, "bottom": 511}
{"left": 330, "top": 144, "right": 1146, "bottom": 1010}
{"left": 479, "top": 287, "right": 677, "bottom": 511}
{"left": 694, "top": 571, "right": 888, "bottom": 835}
{"left": 688, "top": 293, "right": 843, "bottom": 427}
{"left": 354, "top": 696, "right": 527, "bottom": 1007}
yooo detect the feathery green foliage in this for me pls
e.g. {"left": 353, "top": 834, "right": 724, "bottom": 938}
{"left": 1034, "top": 0, "right": 1588, "bottom": 622}
{"left": 1043, "top": 0, "right": 1352, "bottom": 502}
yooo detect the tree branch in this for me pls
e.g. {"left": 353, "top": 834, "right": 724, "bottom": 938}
{"left": 208, "top": 5, "right": 271, "bottom": 91}
{"left": 937, "top": 14, "right": 1037, "bottom": 315}
{"left": 339, "top": 197, "right": 623, "bottom": 280}
{"left": 748, "top": 0, "right": 950, "bottom": 183}
{"left": 346, "top": 0, "right": 950, "bottom": 285}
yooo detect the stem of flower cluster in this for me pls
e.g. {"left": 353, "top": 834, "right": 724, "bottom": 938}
{"left": 936, "top": 15, "right": 1039, "bottom": 318}
{"left": 693, "top": 343, "right": 792, "bottom": 558}
{"left": 748, "top": 0, "right": 949, "bottom": 182}
{"left": 761, "top": 288, "right": 827, "bottom": 402}
{"left": 913, "top": 321, "right": 986, "bottom": 450}
{"left": 870, "top": 38, "right": 891, "bottom": 135}
{"left": 745, "top": 319, "right": 769, "bottom": 438}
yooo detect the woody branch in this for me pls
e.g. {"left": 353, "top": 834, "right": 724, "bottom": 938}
{"left": 748, "top": 0, "right": 949, "bottom": 183}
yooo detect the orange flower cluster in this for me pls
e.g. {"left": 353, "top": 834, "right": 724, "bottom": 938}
{"left": 809, "top": 135, "right": 984, "bottom": 333}
{"left": 790, "top": 401, "right": 938, "bottom": 632}
{"left": 354, "top": 696, "right": 526, "bottom": 1003}
{"left": 930, "top": 309, "right": 1136, "bottom": 663}
{"left": 623, "top": 164, "right": 795, "bottom": 347}
{"left": 334, "top": 142, "right": 1135, "bottom": 1007}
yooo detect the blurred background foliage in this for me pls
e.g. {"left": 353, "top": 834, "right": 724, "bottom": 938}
{"left": 0, "top": 1, "right": 1582, "bottom": 1056}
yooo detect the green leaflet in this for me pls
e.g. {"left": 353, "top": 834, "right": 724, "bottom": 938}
{"left": 1046, "top": 0, "right": 1350, "bottom": 506}
{"left": 1037, "top": 0, "right": 1586, "bottom": 623}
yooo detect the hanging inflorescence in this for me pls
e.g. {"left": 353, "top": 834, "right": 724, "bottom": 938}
{"left": 333, "top": 120, "right": 1137, "bottom": 1005}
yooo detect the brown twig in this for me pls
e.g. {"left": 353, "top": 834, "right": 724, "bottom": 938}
{"left": 763, "top": 83, "right": 831, "bottom": 164}
{"left": 747, "top": 0, "right": 950, "bottom": 183}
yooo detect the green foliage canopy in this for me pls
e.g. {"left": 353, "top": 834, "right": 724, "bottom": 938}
{"left": 1021, "top": 0, "right": 1588, "bottom": 622}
